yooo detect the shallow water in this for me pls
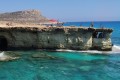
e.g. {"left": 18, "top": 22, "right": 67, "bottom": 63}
{"left": 0, "top": 21, "right": 120, "bottom": 80}
{"left": 0, "top": 50, "right": 120, "bottom": 80}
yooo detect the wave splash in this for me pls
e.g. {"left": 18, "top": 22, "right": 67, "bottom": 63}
{"left": 0, "top": 51, "right": 19, "bottom": 61}
{"left": 0, "top": 51, "right": 8, "bottom": 59}
{"left": 112, "top": 45, "right": 120, "bottom": 51}
{"left": 56, "top": 45, "right": 120, "bottom": 54}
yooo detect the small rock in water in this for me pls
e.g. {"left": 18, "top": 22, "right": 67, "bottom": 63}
{"left": 0, "top": 51, "right": 20, "bottom": 61}
{"left": 79, "top": 66, "right": 91, "bottom": 71}
{"left": 32, "top": 53, "right": 56, "bottom": 59}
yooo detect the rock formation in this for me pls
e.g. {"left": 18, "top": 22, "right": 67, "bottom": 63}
{"left": 0, "top": 27, "right": 113, "bottom": 51}
{"left": 0, "top": 10, "right": 49, "bottom": 24}
{"left": 0, "top": 10, "right": 113, "bottom": 51}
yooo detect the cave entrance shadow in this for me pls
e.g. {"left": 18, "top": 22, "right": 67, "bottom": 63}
{"left": 0, "top": 36, "right": 8, "bottom": 51}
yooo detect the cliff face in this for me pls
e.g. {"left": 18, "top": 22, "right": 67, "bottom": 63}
{"left": 0, "top": 10, "right": 113, "bottom": 51}
{"left": 0, "top": 10, "right": 48, "bottom": 24}
{"left": 0, "top": 27, "right": 113, "bottom": 51}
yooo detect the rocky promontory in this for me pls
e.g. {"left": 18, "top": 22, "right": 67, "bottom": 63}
{"left": 0, "top": 10, "right": 113, "bottom": 51}
{"left": 0, "top": 10, "right": 49, "bottom": 24}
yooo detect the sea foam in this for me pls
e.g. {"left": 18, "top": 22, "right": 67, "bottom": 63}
{"left": 56, "top": 45, "right": 120, "bottom": 54}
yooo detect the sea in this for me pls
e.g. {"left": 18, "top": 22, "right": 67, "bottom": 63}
{"left": 0, "top": 21, "right": 120, "bottom": 80}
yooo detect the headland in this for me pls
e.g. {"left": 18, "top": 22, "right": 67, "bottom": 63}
{"left": 0, "top": 10, "right": 113, "bottom": 51}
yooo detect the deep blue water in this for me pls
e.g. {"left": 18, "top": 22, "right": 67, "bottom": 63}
{"left": 0, "top": 21, "right": 120, "bottom": 80}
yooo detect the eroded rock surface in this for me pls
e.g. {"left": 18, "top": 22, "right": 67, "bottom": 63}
{"left": 0, "top": 10, "right": 113, "bottom": 51}
{"left": 0, "top": 10, "right": 48, "bottom": 24}
{"left": 32, "top": 53, "right": 56, "bottom": 59}
{"left": 0, "top": 27, "right": 113, "bottom": 51}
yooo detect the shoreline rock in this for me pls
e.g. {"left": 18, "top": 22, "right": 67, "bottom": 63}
{"left": 0, "top": 10, "right": 113, "bottom": 51}
{"left": 32, "top": 53, "right": 56, "bottom": 59}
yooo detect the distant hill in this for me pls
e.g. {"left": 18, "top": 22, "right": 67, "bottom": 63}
{"left": 0, "top": 10, "right": 49, "bottom": 24}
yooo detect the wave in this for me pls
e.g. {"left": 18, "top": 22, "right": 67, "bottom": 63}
{"left": 112, "top": 45, "right": 120, "bottom": 51}
{"left": 0, "top": 51, "right": 19, "bottom": 61}
{"left": 56, "top": 45, "right": 120, "bottom": 54}
{"left": 0, "top": 51, "right": 6, "bottom": 57}
{"left": 0, "top": 51, "right": 9, "bottom": 60}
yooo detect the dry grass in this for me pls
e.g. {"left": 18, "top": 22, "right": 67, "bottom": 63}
{"left": 0, "top": 21, "right": 46, "bottom": 28}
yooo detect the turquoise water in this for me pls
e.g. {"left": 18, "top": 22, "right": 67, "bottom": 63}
{"left": 0, "top": 21, "right": 120, "bottom": 80}
{"left": 0, "top": 51, "right": 120, "bottom": 80}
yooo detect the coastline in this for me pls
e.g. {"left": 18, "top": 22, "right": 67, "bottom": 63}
{"left": 0, "top": 25, "right": 113, "bottom": 51}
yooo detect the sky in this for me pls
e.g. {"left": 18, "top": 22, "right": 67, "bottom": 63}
{"left": 0, "top": 0, "right": 120, "bottom": 22}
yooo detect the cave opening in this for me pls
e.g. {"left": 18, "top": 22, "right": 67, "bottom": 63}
{"left": 0, "top": 36, "right": 8, "bottom": 51}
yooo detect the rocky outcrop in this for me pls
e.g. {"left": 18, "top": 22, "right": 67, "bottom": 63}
{"left": 0, "top": 27, "right": 113, "bottom": 51}
{"left": 0, "top": 10, "right": 49, "bottom": 24}
{"left": 32, "top": 53, "right": 56, "bottom": 59}
{"left": 0, "top": 10, "right": 113, "bottom": 51}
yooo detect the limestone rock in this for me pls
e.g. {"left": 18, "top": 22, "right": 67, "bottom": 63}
{"left": 0, "top": 9, "right": 49, "bottom": 24}
{"left": 32, "top": 53, "right": 56, "bottom": 59}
